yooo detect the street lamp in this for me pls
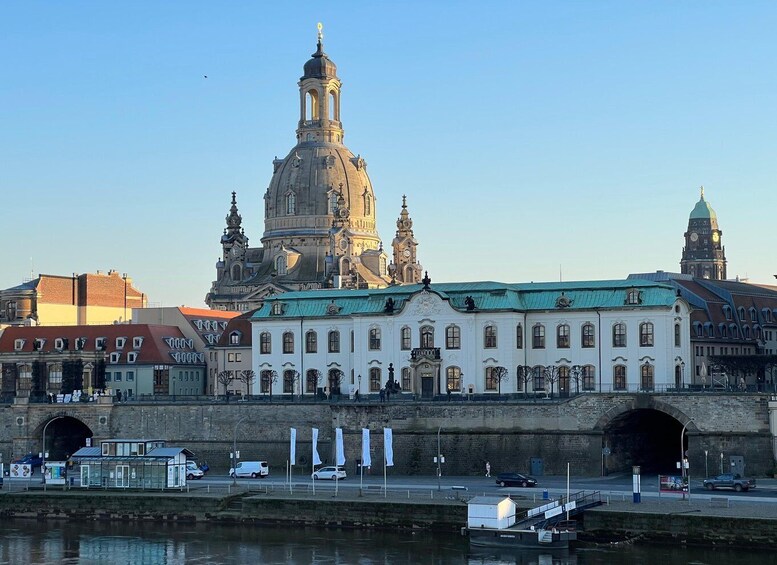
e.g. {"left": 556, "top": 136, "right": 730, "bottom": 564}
{"left": 680, "top": 361, "right": 686, "bottom": 390}
{"left": 436, "top": 426, "right": 442, "bottom": 491}
{"left": 41, "top": 416, "right": 65, "bottom": 484}
{"left": 231, "top": 415, "right": 248, "bottom": 486}
{"left": 704, "top": 449, "right": 709, "bottom": 478}
{"left": 680, "top": 421, "right": 689, "bottom": 500}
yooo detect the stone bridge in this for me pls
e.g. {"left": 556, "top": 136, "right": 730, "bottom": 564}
{"left": 1, "top": 393, "right": 774, "bottom": 477}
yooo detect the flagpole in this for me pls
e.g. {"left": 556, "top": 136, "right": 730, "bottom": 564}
{"left": 384, "top": 456, "right": 387, "bottom": 498}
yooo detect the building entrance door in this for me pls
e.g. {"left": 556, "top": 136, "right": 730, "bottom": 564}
{"left": 115, "top": 465, "right": 129, "bottom": 488}
{"left": 421, "top": 377, "right": 434, "bottom": 398}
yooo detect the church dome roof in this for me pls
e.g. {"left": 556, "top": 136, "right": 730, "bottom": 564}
{"left": 689, "top": 188, "right": 717, "bottom": 220}
{"left": 302, "top": 41, "right": 337, "bottom": 80}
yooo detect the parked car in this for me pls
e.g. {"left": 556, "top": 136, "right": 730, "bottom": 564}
{"left": 311, "top": 466, "right": 347, "bottom": 480}
{"left": 13, "top": 453, "right": 43, "bottom": 473}
{"left": 229, "top": 461, "right": 269, "bottom": 478}
{"left": 702, "top": 473, "right": 756, "bottom": 492}
{"left": 495, "top": 472, "right": 537, "bottom": 488}
{"left": 186, "top": 461, "right": 204, "bottom": 480}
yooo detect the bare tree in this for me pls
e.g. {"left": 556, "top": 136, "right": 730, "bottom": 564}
{"left": 518, "top": 365, "right": 533, "bottom": 398}
{"left": 285, "top": 370, "right": 301, "bottom": 398}
{"left": 543, "top": 365, "right": 560, "bottom": 399}
{"left": 570, "top": 365, "right": 583, "bottom": 395}
{"left": 491, "top": 366, "right": 509, "bottom": 397}
{"left": 236, "top": 370, "right": 256, "bottom": 396}
{"left": 328, "top": 368, "right": 345, "bottom": 397}
{"left": 306, "top": 369, "right": 323, "bottom": 399}
{"left": 217, "top": 370, "right": 235, "bottom": 396}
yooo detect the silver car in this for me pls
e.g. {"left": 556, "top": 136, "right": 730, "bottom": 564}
{"left": 311, "top": 466, "right": 346, "bottom": 480}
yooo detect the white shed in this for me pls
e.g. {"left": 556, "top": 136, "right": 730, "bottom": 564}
{"left": 467, "top": 496, "right": 516, "bottom": 529}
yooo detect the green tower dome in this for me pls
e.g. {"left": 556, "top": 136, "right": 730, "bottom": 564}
{"left": 689, "top": 186, "right": 717, "bottom": 220}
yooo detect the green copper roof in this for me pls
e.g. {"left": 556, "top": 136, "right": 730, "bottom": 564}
{"left": 690, "top": 189, "right": 717, "bottom": 220}
{"left": 252, "top": 279, "right": 679, "bottom": 320}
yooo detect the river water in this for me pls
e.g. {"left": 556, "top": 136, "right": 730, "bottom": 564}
{"left": 0, "top": 520, "right": 770, "bottom": 564}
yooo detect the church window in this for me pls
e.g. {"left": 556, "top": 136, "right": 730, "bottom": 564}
{"left": 283, "top": 331, "right": 294, "bottom": 354}
{"left": 364, "top": 193, "right": 371, "bottom": 215}
{"left": 231, "top": 264, "right": 242, "bottom": 281}
{"left": 674, "top": 324, "right": 681, "bottom": 347}
{"left": 582, "top": 323, "right": 595, "bottom": 348}
{"left": 285, "top": 192, "right": 296, "bottom": 215}
{"left": 260, "top": 332, "right": 271, "bottom": 354}
{"left": 613, "top": 365, "right": 627, "bottom": 391}
{"left": 369, "top": 367, "right": 381, "bottom": 392}
{"left": 420, "top": 326, "right": 434, "bottom": 348}
{"left": 305, "top": 330, "right": 317, "bottom": 353}
{"left": 612, "top": 323, "right": 627, "bottom": 347}
{"left": 640, "top": 363, "right": 654, "bottom": 391}
{"left": 556, "top": 324, "right": 570, "bottom": 348}
{"left": 516, "top": 324, "right": 523, "bottom": 349}
{"left": 400, "top": 327, "right": 411, "bottom": 350}
{"left": 275, "top": 255, "right": 287, "bottom": 276}
{"left": 532, "top": 324, "right": 545, "bottom": 349}
{"left": 328, "top": 330, "right": 340, "bottom": 353}
{"left": 484, "top": 325, "right": 497, "bottom": 348}
{"left": 401, "top": 367, "right": 411, "bottom": 390}
{"left": 582, "top": 365, "right": 596, "bottom": 391}
{"left": 446, "top": 367, "right": 461, "bottom": 392}
{"left": 445, "top": 325, "right": 460, "bottom": 350}
{"left": 639, "top": 322, "right": 654, "bottom": 347}
{"left": 329, "top": 192, "right": 338, "bottom": 214}
{"left": 369, "top": 328, "right": 381, "bottom": 350}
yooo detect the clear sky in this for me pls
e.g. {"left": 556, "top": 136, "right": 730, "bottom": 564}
{"left": 3, "top": 1, "right": 776, "bottom": 307}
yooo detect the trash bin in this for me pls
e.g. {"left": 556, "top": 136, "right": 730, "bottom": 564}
{"left": 542, "top": 489, "right": 549, "bottom": 500}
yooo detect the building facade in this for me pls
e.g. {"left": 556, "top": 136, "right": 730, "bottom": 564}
{"left": 250, "top": 278, "right": 691, "bottom": 398}
{"left": 680, "top": 187, "right": 727, "bottom": 280}
{"left": 206, "top": 28, "right": 423, "bottom": 312}
{"left": 0, "top": 270, "right": 147, "bottom": 327}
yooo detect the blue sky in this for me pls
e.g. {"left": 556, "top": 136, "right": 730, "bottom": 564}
{"left": 2, "top": 1, "right": 776, "bottom": 307}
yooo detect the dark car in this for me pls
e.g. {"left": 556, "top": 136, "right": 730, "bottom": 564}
{"left": 13, "top": 453, "right": 43, "bottom": 470}
{"left": 495, "top": 472, "right": 537, "bottom": 488}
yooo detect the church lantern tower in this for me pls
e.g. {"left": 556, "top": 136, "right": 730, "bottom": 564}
{"left": 680, "top": 187, "right": 726, "bottom": 280}
{"left": 390, "top": 195, "right": 423, "bottom": 284}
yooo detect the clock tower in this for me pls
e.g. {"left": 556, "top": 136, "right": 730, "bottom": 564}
{"left": 680, "top": 187, "right": 726, "bottom": 280}
{"left": 390, "top": 195, "right": 423, "bottom": 284}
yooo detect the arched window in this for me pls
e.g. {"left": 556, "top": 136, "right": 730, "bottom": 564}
{"left": 306, "top": 369, "right": 319, "bottom": 393}
{"left": 283, "top": 370, "right": 296, "bottom": 393}
{"left": 364, "top": 193, "right": 371, "bottom": 215}
{"left": 260, "top": 332, "right": 271, "bottom": 354}
{"left": 738, "top": 307, "right": 746, "bottom": 320}
{"left": 743, "top": 326, "right": 751, "bottom": 339}
{"left": 723, "top": 305, "right": 732, "bottom": 320}
{"left": 582, "top": 323, "right": 595, "bottom": 348}
{"left": 305, "top": 330, "right": 317, "bottom": 353}
{"left": 328, "top": 369, "right": 343, "bottom": 394}
{"left": 720, "top": 324, "right": 727, "bottom": 338}
{"left": 556, "top": 324, "right": 570, "bottom": 348}
{"left": 674, "top": 324, "right": 681, "bottom": 347}
{"left": 484, "top": 325, "right": 497, "bottom": 348}
{"left": 582, "top": 365, "right": 596, "bottom": 391}
{"left": 400, "top": 327, "right": 411, "bottom": 350}
{"left": 445, "top": 325, "right": 460, "bottom": 350}
{"left": 612, "top": 323, "right": 627, "bottom": 347}
{"left": 641, "top": 363, "right": 654, "bottom": 391}
{"left": 613, "top": 365, "right": 626, "bottom": 390}
{"left": 283, "top": 331, "right": 294, "bottom": 354}
{"left": 306, "top": 89, "right": 319, "bottom": 120}
{"left": 401, "top": 367, "right": 411, "bottom": 390}
{"left": 532, "top": 365, "right": 545, "bottom": 391}
{"left": 329, "top": 191, "right": 338, "bottom": 214}
{"left": 369, "top": 328, "right": 381, "bottom": 350}
{"left": 369, "top": 367, "right": 381, "bottom": 392}
{"left": 329, "top": 90, "right": 338, "bottom": 121}
{"left": 558, "top": 365, "right": 570, "bottom": 395}
{"left": 516, "top": 324, "right": 523, "bottom": 349}
{"left": 285, "top": 192, "right": 296, "bottom": 215}
{"left": 231, "top": 264, "right": 242, "bottom": 281}
{"left": 276, "top": 255, "right": 287, "bottom": 276}
{"left": 420, "top": 326, "right": 434, "bottom": 348}
{"left": 639, "top": 322, "right": 654, "bottom": 347}
{"left": 328, "top": 330, "right": 340, "bottom": 353}
{"left": 446, "top": 367, "right": 461, "bottom": 393}
{"left": 260, "top": 370, "right": 273, "bottom": 393}
{"left": 532, "top": 324, "right": 545, "bottom": 349}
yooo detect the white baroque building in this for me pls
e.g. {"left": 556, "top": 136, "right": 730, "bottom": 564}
{"left": 250, "top": 278, "right": 691, "bottom": 397}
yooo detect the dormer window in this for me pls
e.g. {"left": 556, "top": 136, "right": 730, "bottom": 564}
{"left": 271, "top": 302, "right": 284, "bottom": 316}
{"left": 127, "top": 352, "right": 137, "bottom": 363}
{"left": 275, "top": 255, "right": 287, "bottom": 276}
{"left": 116, "top": 337, "right": 126, "bottom": 349}
{"left": 109, "top": 352, "right": 120, "bottom": 363}
{"left": 738, "top": 307, "right": 745, "bottom": 320}
{"left": 749, "top": 307, "right": 757, "bottom": 322}
{"left": 723, "top": 306, "right": 732, "bottom": 320}
{"left": 133, "top": 337, "right": 143, "bottom": 349}
{"left": 229, "top": 331, "right": 241, "bottom": 345}
{"left": 626, "top": 289, "right": 641, "bottom": 305}
{"left": 14, "top": 339, "right": 25, "bottom": 351}
{"left": 33, "top": 338, "right": 45, "bottom": 351}
{"left": 54, "top": 338, "right": 66, "bottom": 351}
{"left": 75, "top": 337, "right": 86, "bottom": 351}
{"left": 96, "top": 337, "right": 107, "bottom": 351}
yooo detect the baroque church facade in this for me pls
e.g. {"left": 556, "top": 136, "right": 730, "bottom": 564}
{"left": 206, "top": 30, "right": 422, "bottom": 312}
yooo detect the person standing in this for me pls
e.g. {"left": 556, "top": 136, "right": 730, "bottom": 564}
{"left": 485, "top": 461, "right": 491, "bottom": 477}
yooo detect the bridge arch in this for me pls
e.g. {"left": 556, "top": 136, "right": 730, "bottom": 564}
{"left": 31, "top": 414, "right": 93, "bottom": 461}
{"left": 594, "top": 397, "right": 698, "bottom": 474}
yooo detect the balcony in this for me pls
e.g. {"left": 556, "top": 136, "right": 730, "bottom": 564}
{"left": 411, "top": 347, "right": 440, "bottom": 361}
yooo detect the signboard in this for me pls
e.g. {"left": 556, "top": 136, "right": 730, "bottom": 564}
{"left": 44, "top": 462, "right": 67, "bottom": 485}
{"left": 659, "top": 475, "right": 688, "bottom": 493}
{"left": 10, "top": 464, "right": 32, "bottom": 478}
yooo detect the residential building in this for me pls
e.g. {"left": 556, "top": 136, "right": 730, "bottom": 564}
{"left": 210, "top": 311, "right": 255, "bottom": 396}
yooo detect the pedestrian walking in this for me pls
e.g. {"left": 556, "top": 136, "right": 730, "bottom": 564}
{"left": 379, "top": 388, "right": 386, "bottom": 402}
{"left": 485, "top": 461, "right": 491, "bottom": 477}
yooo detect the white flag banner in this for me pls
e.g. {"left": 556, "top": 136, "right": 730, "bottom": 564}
{"left": 361, "top": 428, "right": 371, "bottom": 468}
{"left": 384, "top": 427, "right": 394, "bottom": 467}
{"left": 290, "top": 427, "right": 297, "bottom": 465}
{"left": 336, "top": 427, "right": 346, "bottom": 466}
{"left": 312, "top": 428, "right": 322, "bottom": 466}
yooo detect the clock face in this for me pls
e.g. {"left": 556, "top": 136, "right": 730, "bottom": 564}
{"left": 690, "top": 232, "right": 699, "bottom": 242}
{"left": 403, "top": 248, "right": 411, "bottom": 258}
{"left": 712, "top": 232, "right": 720, "bottom": 242}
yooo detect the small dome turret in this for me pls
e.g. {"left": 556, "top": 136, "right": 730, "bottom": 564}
{"left": 689, "top": 186, "right": 717, "bottom": 220}
{"left": 302, "top": 24, "right": 338, "bottom": 80}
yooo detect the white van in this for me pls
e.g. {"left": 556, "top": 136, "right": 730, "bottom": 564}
{"left": 229, "top": 461, "right": 269, "bottom": 478}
